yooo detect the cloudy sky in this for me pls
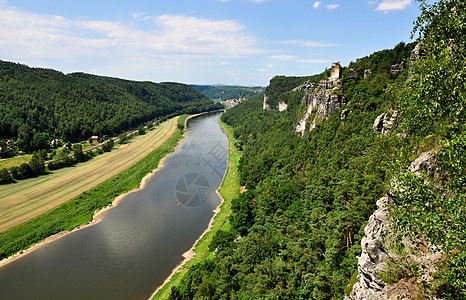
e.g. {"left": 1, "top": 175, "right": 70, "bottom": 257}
{"left": 0, "top": 0, "right": 423, "bottom": 86}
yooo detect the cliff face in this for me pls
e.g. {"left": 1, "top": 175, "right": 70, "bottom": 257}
{"left": 347, "top": 150, "right": 444, "bottom": 300}
{"left": 294, "top": 63, "right": 346, "bottom": 135}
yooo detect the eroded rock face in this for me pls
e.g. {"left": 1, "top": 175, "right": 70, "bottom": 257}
{"left": 373, "top": 111, "right": 398, "bottom": 135}
{"left": 347, "top": 150, "right": 444, "bottom": 300}
{"left": 364, "top": 69, "right": 372, "bottom": 79}
{"left": 263, "top": 94, "right": 270, "bottom": 110}
{"left": 294, "top": 63, "right": 346, "bottom": 135}
{"left": 410, "top": 43, "right": 423, "bottom": 62}
{"left": 390, "top": 64, "right": 405, "bottom": 75}
{"left": 348, "top": 196, "right": 391, "bottom": 300}
{"left": 278, "top": 100, "right": 288, "bottom": 112}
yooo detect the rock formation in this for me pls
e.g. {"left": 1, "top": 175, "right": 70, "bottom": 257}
{"left": 294, "top": 63, "right": 346, "bottom": 135}
{"left": 341, "top": 109, "right": 351, "bottom": 121}
{"left": 410, "top": 43, "right": 423, "bottom": 62}
{"left": 373, "top": 111, "right": 398, "bottom": 135}
{"left": 364, "top": 69, "right": 372, "bottom": 79}
{"left": 263, "top": 93, "right": 270, "bottom": 110}
{"left": 347, "top": 150, "right": 444, "bottom": 300}
{"left": 390, "top": 64, "right": 405, "bottom": 75}
{"left": 278, "top": 100, "right": 288, "bottom": 112}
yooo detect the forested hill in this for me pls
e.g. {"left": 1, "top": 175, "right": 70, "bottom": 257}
{"left": 169, "top": 42, "right": 415, "bottom": 299}
{"left": 190, "top": 85, "right": 263, "bottom": 100}
{"left": 0, "top": 60, "right": 222, "bottom": 149}
{"left": 167, "top": 1, "right": 466, "bottom": 296}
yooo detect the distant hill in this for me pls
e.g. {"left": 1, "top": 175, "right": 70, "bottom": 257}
{"left": 0, "top": 60, "right": 222, "bottom": 151}
{"left": 191, "top": 85, "right": 264, "bottom": 101}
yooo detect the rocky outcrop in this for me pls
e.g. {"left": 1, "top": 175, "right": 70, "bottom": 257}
{"left": 390, "top": 64, "right": 405, "bottom": 75}
{"left": 263, "top": 94, "right": 270, "bottom": 110}
{"left": 278, "top": 100, "right": 288, "bottom": 112}
{"left": 348, "top": 196, "right": 391, "bottom": 300}
{"left": 329, "top": 62, "right": 341, "bottom": 81}
{"left": 294, "top": 63, "right": 346, "bottom": 135}
{"left": 410, "top": 43, "right": 423, "bottom": 62}
{"left": 373, "top": 111, "right": 398, "bottom": 135}
{"left": 341, "top": 109, "right": 351, "bottom": 121}
{"left": 347, "top": 150, "right": 444, "bottom": 300}
{"left": 364, "top": 69, "right": 372, "bottom": 79}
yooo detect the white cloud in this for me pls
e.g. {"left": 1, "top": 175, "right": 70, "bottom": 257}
{"left": 0, "top": 4, "right": 259, "bottom": 81}
{"left": 248, "top": 0, "right": 268, "bottom": 3}
{"left": 270, "top": 55, "right": 329, "bottom": 64}
{"left": 327, "top": 4, "right": 341, "bottom": 10}
{"left": 368, "top": 0, "right": 378, "bottom": 6}
{"left": 276, "top": 40, "right": 338, "bottom": 47}
{"left": 313, "top": 1, "right": 322, "bottom": 8}
{"left": 375, "top": 0, "right": 411, "bottom": 12}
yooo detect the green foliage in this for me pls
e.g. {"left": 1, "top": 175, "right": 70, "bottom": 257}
{"left": 167, "top": 41, "right": 416, "bottom": 299}
{"left": 0, "top": 61, "right": 222, "bottom": 152}
{"left": 0, "top": 125, "right": 184, "bottom": 260}
{"left": 387, "top": 1, "right": 466, "bottom": 298}
{"left": 0, "top": 168, "right": 12, "bottom": 184}
{"left": 191, "top": 85, "right": 264, "bottom": 100}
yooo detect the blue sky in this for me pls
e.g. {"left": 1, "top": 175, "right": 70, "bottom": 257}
{"left": 0, "top": 0, "right": 422, "bottom": 86}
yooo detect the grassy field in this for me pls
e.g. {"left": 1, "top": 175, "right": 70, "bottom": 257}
{"left": 152, "top": 119, "right": 241, "bottom": 300}
{"left": 0, "top": 154, "right": 32, "bottom": 169}
{"left": 0, "top": 117, "right": 178, "bottom": 232}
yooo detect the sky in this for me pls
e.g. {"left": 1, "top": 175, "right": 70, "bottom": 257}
{"left": 0, "top": 0, "right": 424, "bottom": 86}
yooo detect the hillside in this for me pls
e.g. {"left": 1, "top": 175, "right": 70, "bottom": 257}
{"left": 165, "top": 1, "right": 465, "bottom": 299}
{"left": 191, "top": 85, "right": 263, "bottom": 101}
{"left": 0, "top": 61, "right": 222, "bottom": 152}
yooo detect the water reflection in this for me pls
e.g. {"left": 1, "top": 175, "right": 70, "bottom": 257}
{"left": 0, "top": 113, "right": 227, "bottom": 300}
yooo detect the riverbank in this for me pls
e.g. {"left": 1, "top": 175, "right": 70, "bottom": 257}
{"left": 0, "top": 116, "right": 185, "bottom": 265}
{"left": 151, "top": 119, "right": 241, "bottom": 300}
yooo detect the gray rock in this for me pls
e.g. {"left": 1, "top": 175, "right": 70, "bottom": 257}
{"left": 278, "top": 100, "right": 288, "bottom": 112}
{"left": 373, "top": 113, "right": 386, "bottom": 133}
{"left": 263, "top": 94, "right": 270, "bottom": 110}
{"left": 295, "top": 77, "right": 346, "bottom": 135}
{"left": 390, "top": 64, "right": 404, "bottom": 75}
{"left": 364, "top": 69, "right": 372, "bottom": 79}
{"left": 373, "top": 111, "right": 398, "bottom": 135}
{"left": 341, "top": 109, "right": 351, "bottom": 121}
{"left": 410, "top": 43, "right": 423, "bottom": 61}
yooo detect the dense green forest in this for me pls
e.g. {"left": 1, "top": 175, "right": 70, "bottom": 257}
{"left": 0, "top": 61, "right": 222, "bottom": 153}
{"left": 167, "top": 1, "right": 465, "bottom": 299}
{"left": 191, "top": 85, "right": 263, "bottom": 100}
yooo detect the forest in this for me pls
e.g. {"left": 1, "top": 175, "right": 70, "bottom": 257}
{"left": 191, "top": 85, "right": 263, "bottom": 101}
{"left": 167, "top": 1, "right": 465, "bottom": 299}
{"left": 0, "top": 62, "right": 222, "bottom": 154}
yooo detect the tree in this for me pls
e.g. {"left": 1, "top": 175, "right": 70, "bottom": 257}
{"left": 0, "top": 168, "right": 12, "bottom": 184}
{"left": 392, "top": 0, "right": 466, "bottom": 297}
{"left": 72, "top": 144, "right": 85, "bottom": 162}
{"left": 29, "top": 151, "right": 45, "bottom": 175}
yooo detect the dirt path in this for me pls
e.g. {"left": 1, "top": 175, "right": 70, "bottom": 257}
{"left": 0, "top": 118, "right": 178, "bottom": 232}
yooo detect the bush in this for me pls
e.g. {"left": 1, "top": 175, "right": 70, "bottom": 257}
{"left": 0, "top": 168, "right": 12, "bottom": 184}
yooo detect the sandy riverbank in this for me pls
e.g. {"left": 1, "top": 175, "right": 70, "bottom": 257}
{"left": 148, "top": 115, "right": 229, "bottom": 300}
{"left": 0, "top": 116, "right": 191, "bottom": 270}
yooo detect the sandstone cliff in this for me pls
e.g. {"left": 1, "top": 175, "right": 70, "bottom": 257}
{"left": 294, "top": 63, "right": 346, "bottom": 135}
{"left": 347, "top": 150, "right": 444, "bottom": 300}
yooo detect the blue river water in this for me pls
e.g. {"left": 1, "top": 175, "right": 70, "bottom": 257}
{"left": 0, "top": 113, "right": 228, "bottom": 300}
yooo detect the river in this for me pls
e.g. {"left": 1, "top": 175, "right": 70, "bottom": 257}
{"left": 0, "top": 113, "right": 228, "bottom": 300}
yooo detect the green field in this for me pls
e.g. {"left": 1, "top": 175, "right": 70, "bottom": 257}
{"left": 0, "top": 117, "right": 178, "bottom": 232}
{"left": 152, "top": 119, "right": 241, "bottom": 300}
